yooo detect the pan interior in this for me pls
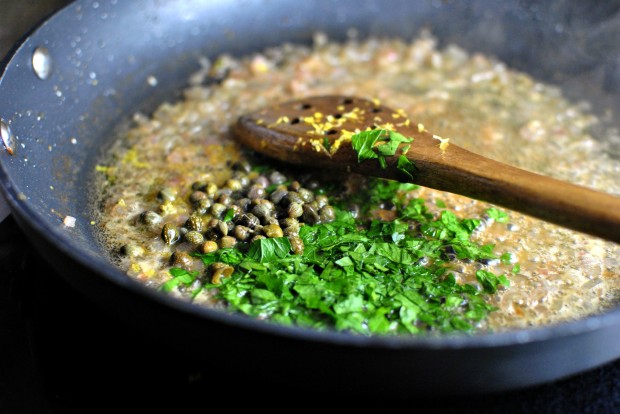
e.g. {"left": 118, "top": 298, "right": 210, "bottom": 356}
{"left": 1, "top": 0, "right": 620, "bottom": 343}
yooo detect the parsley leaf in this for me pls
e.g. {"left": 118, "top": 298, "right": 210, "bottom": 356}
{"left": 487, "top": 207, "right": 509, "bottom": 223}
{"left": 247, "top": 237, "right": 292, "bottom": 262}
{"left": 351, "top": 129, "right": 385, "bottom": 161}
{"left": 351, "top": 129, "right": 414, "bottom": 179}
{"left": 476, "top": 270, "right": 510, "bottom": 294}
{"left": 397, "top": 155, "right": 415, "bottom": 179}
{"left": 161, "top": 268, "right": 200, "bottom": 292}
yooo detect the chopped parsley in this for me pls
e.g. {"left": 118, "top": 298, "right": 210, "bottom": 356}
{"left": 487, "top": 207, "right": 509, "bottom": 223}
{"left": 351, "top": 129, "right": 416, "bottom": 178}
{"left": 165, "top": 177, "right": 514, "bottom": 336}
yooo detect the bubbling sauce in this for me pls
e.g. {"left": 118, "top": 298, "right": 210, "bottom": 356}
{"left": 94, "top": 32, "right": 620, "bottom": 333}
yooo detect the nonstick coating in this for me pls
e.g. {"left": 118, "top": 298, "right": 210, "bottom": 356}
{"left": 2, "top": 0, "right": 620, "bottom": 396}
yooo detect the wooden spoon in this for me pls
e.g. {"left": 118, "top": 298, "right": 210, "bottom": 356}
{"left": 232, "top": 95, "right": 620, "bottom": 243}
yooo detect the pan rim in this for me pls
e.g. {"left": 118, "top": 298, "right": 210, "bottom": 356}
{"left": 1, "top": 0, "right": 620, "bottom": 356}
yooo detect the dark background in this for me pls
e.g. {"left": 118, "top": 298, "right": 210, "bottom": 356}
{"left": 2, "top": 1, "right": 620, "bottom": 412}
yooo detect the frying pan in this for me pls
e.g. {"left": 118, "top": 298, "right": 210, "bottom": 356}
{"left": 1, "top": 0, "right": 620, "bottom": 396}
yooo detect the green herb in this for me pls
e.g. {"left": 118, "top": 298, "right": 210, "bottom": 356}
{"left": 351, "top": 129, "right": 416, "bottom": 179}
{"left": 247, "top": 237, "right": 292, "bottom": 262}
{"left": 162, "top": 268, "right": 200, "bottom": 292}
{"left": 475, "top": 270, "right": 510, "bottom": 294}
{"left": 487, "top": 207, "right": 509, "bottom": 223}
{"left": 351, "top": 129, "right": 384, "bottom": 161}
{"left": 323, "top": 137, "right": 331, "bottom": 151}
{"left": 167, "top": 177, "right": 512, "bottom": 336}
{"left": 397, "top": 155, "right": 415, "bottom": 179}
{"left": 223, "top": 208, "right": 235, "bottom": 222}
{"left": 500, "top": 252, "right": 513, "bottom": 264}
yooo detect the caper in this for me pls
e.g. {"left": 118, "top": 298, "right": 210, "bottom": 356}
{"left": 120, "top": 244, "right": 144, "bottom": 258}
{"left": 280, "top": 217, "right": 299, "bottom": 229}
{"left": 251, "top": 202, "right": 274, "bottom": 220}
{"left": 185, "top": 215, "right": 205, "bottom": 232}
{"left": 297, "top": 188, "right": 315, "bottom": 203}
{"left": 185, "top": 230, "right": 205, "bottom": 245}
{"left": 215, "top": 220, "right": 229, "bottom": 236}
{"left": 217, "top": 193, "right": 232, "bottom": 206}
{"left": 233, "top": 225, "right": 252, "bottom": 241}
{"left": 269, "top": 170, "right": 287, "bottom": 185}
{"left": 204, "top": 182, "right": 218, "bottom": 197}
{"left": 236, "top": 213, "right": 260, "bottom": 229}
{"left": 288, "top": 180, "right": 301, "bottom": 191}
{"left": 263, "top": 216, "right": 279, "bottom": 226}
{"left": 210, "top": 202, "right": 227, "bottom": 217}
{"left": 347, "top": 203, "right": 360, "bottom": 219}
{"left": 269, "top": 189, "right": 288, "bottom": 205}
{"left": 281, "top": 217, "right": 300, "bottom": 236}
{"left": 191, "top": 174, "right": 214, "bottom": 191}
{"left": 263, "top": 223, "right": 284, "bottom": 238}
{"left": 194, "top": 198, "right": 212, "bottom": 214}
{"left": 139, "top": 211, "right": 162, "bottom": 228}
{"left": 283, "top": 226, "right": 299, "bottom": 237}
{"left": 287, "top": 202, "right": 303, "bottom": 218}
{"left": 253, "top": 175, "right": 269, "bottom": 188}
{"left": 158, "top": 187, "right": 177, "bottom": 202}
{"left": 192, "top": 180, "right": 208, "bottom": 191}
{"left": 280, "top": 217, "right": 299, "bottom": 231}
{"left": 210, "top": 262, "right": 234, "bottom": 284}
{"left": 289, "top": 236, "right": 304, "bottom": 255}
{"left": 282, "top": 191, "right": 303, "bottom": 207}
{"left": 189, "top": 190, "right": 208, "bottom": 204}
{"left": 200, "top": 240, "right": 219, "bottom": 254}
{"left": 170, "top": 251, "right": 194, "bottom": 269}
{"left": 235, "top": 197, "right": 252, "bottom": 212}
{"left": 218, "top": 236, "right": 237, "bottom": 249}
{"left": 232, "top": 160, "right": 251, "bottom": 173}
{"left": 204, "top": 228, "right": 219, "bottom": 241}
{"left": 225, "top": 178, "right": 243, "bottom": 191}
{"left": 232, "top": 172, "right": 250, "bottom": 187}
{"left": 302, "top": 203, "right": 320, "bottom": 225}
{"left": 247, "top": 184, "right": 266, "bottom": 199}
{"left": 319, "top": 205, "right": 336, "bottom": 222}
{"left": 161, "top": 223, "right": 181, "bottom": 245}
{"left": 315, "top": 194, "right": 329, "bottom": 209}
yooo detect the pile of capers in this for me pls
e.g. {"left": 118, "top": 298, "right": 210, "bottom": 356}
{"left": 127, "top": 160, "right": 337, "bottom": 273}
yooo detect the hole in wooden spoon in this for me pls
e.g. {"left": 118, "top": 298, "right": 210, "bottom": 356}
{"left": 290, "top": 117, "right": 301, "bottom": 124}
{"left": 324, "top": 129, "right": 338, "bottom": 135}
{"left": 341, "top": 98, "right": 353, "bottom": 105}
{"left": 297, "top": 103, "right": 312, "bottom": 110}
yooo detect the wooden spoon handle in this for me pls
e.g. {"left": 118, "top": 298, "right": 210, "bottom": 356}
{"left": 373, "top": 139, "right": 620, "bottom": 243}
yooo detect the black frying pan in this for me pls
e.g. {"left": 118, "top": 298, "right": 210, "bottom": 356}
{"left": 2, "top": 0, "right": 620, "bottom": 396}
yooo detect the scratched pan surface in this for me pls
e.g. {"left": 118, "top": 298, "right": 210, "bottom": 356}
{"left": 1, "top": 0, "right": 620, "bottom": 396}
